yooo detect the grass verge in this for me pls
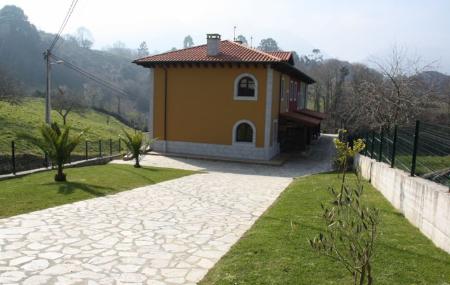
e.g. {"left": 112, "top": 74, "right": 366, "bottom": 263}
{"left": 0, "top": 164, "right": 194, "bottom": 218}
{"left": 200, "top": 172, "right": 450, "bottom": 285}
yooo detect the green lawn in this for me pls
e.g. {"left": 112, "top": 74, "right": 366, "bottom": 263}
{"left": 0, "top": 164, "right": 194, "bottom": 218}
{"left": 0, "top": 98, "right": 133, "bottom": 155}
{"left": 200, "top": 172, "right": 450, "bottom": 285}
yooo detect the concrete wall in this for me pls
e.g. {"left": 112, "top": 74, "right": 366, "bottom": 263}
{"left": 355, "top": 154, "right": 450, "bottom": 253}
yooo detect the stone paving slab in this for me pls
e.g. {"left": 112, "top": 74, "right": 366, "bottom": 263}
{"left": 0, "top": 135, "right": 334, "bottom": 284}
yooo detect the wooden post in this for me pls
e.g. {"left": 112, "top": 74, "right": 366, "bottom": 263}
{"left": 44, "top": 153, "right": 49, "bottom": 168}
{"left": 99, "top": 140, "right": 102, "bottom": 157}
{"left": 109, "top": 138, "right": 112, "bottom": 159}
{"left": 85, "top": 141, "right": 88, "bottom": 160}
{"left": 11, "top": 141, "right": 16, "bottom": 175}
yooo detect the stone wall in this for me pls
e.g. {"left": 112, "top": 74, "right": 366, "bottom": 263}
{"left": 152, "top": 140, "right": 279, "bottom": 161}
{"left": 355, "top": 154, "right": 450, "bottom": 253}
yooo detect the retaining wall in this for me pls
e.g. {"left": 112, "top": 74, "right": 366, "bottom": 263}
{"left": 355, "top": 154, "right": 450, "bottom": 253}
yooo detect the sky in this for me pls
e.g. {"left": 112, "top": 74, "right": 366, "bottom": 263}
{"left": 1, "top": 0, "right": 450, "bottom": 73}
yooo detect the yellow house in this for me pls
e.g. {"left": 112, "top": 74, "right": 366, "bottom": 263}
{"left": 134, "top": 34, "right": 324, "bottom": 161}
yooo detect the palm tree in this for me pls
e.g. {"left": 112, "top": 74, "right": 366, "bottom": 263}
{"left": 23, "top": 123, "right": 85, "bottom": 182}
{"left": 120, "top": 129, "right": 152, "bottom": 168}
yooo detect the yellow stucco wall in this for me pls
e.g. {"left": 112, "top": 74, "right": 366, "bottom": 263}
{"left": 153, "top": 66, "right": 268, "bottom": 147}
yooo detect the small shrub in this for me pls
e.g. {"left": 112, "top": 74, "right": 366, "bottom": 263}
{"left": 333, "top": 130, "right": 365, "bottom": 176}
{"left": 21, "top": 123, "right": 85, "bottom": 182}
{"left": 120, "top": 129, "right": 155, "bottom": 168}
{"left": 310, "top": 131, "right": 379, "bottom": 285}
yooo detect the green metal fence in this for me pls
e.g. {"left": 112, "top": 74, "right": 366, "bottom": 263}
{"left": 0, "top": 138, "right": 125, "bottom": 176}
{"left": 363, "top": 121, "right": 450, "bottom": 187}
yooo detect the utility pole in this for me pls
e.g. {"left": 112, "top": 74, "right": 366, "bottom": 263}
{"left": 233, "top": 26, "right": 236, "bottom": 41}
{"left": 45, "top": 49, "right": 52, "bottom": 124}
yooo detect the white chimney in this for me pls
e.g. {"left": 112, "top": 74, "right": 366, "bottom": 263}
{"left": 206, "top": 34, "right": 221, "bottom": 56}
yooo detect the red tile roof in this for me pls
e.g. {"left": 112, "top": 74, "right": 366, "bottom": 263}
{"left": 134, "top": 40, "right": 288, "bottom": 64}
{"left": 133, "top": 40, "right": 315, "bottom": 83}
{"left": 266, "top": 51, "right": 293, "bottom": 61}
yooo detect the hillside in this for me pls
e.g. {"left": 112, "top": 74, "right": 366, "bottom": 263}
{"left": 0, "top": 5, "right": 149, "bottom": 129}
{"left": 0, "top": 98, "right": 133, "bottom": 154}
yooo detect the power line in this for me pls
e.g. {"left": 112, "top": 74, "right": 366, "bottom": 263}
{"left": 51, "top": 53, "right": 130, "bottom": 98}
{"left": 48, "top": 0, "right": 79, "bottom": 52}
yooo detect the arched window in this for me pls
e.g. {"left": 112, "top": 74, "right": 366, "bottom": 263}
{"left": 236, "top": 123, "right": 253, "bottom": 142}
{"left": 238, "top": 77, "right": 255, "bottom": 97}
{"left": 232, "top": 120, "right": 256, "bottom": 144}
{"left": 234, "top": 74, "right": 258, "bottom": 100}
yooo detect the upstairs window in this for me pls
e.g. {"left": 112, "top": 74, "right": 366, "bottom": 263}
{"left": 234, "top": 74, "right": 258, "bottom": 100}
{"left": 238, "top": 77, "right": 255, "bottom": 97}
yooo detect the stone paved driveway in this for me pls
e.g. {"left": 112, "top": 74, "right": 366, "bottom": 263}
{"left": 0, "top": 135, "right": 334, "bottom": 284}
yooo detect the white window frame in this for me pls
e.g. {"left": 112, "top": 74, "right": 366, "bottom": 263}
{"left": 234, "top": 73, "right": 258, "bottom": 101}
{"left": 232, "top": 120, "right": 256, "bottom": 145}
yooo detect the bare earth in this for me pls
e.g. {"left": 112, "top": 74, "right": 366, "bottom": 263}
{"left": 0, "top": 135, "right": 334, "bottom": 285}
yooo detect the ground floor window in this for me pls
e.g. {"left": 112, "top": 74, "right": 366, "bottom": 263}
{"left": 233, "top": 120, "right": 256, "bottom": 144}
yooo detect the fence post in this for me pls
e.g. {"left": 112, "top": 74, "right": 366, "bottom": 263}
{"left": 11, "top": 141, "right": 16, "bottom": 175}
{"left": 118, "top": 139, "right": 121, "bottom": 154}
{"left": 109, "top": 138, "right": 112, "bottom": 159}
{"left": 378, "top": 128, "right": 383, "bottom": 162}
{"left": 411, "top": 120, "right": 420, "bottom": 176}
{"left": 370, "top": 131, "right": 375, "bottom": 159}
{"left": 99, "top": 140, "right": 102, "bottom": 157}
{"left": 85, "top": 141, "right": 89, "bottom": 160}
{"left": 44, "top": 153, "right": 49, "bottom": 168}
{"left": 391, "top": 125, "right": 398, "bottom": 168}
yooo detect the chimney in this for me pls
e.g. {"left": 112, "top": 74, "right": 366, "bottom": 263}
{"left": 206, "top": 34, "right": 221, "bottom": 56}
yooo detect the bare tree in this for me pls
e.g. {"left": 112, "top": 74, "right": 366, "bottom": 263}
{"left": 137, "top": 41, "right": 149, "bottom": 57}
{"left": 0, "top": 69, "right": 22, "bottom": 105}
{"left": 366, "top": 46, "right": 436, "bottom": 129}
{"left": 53, "top": 86, "right": 85, "bottom": 125}
{"left": 76, "top": 27, "right": 94, "bottom": 49}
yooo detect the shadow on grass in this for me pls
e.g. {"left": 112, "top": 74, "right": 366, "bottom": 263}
{"left": 43, "top": 181, "right": 111, "bottom": 197}
{"left": 267, "top": 215, "right": 450, "bottom": 267}
{"left": 113, "top": 166, "right": 159, "bottom": 185}
{"left": 375, "top": 239, "right": 450, "bottom": 266}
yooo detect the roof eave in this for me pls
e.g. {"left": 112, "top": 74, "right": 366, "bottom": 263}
{"left": 272, "top": 62, "right": 316, "bottom": 84}
{"left": 133, "top": 60, "right": 316, "bottom": 84}
{"left": 133, "top": 60, "right": 276, "bottom": 68}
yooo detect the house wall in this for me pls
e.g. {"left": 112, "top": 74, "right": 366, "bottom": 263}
{"left": 151, "top": 65, "right": 280, "bottom": 160}
{"left": 271, "top": 70, "right": 281, "bottom": 146}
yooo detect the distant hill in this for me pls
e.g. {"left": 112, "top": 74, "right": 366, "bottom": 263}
{"left": 0, "top": 5, "right": 149, "bottom": 129}
{"left": 415, "top": 71, "right": 450, "bottom": 99}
